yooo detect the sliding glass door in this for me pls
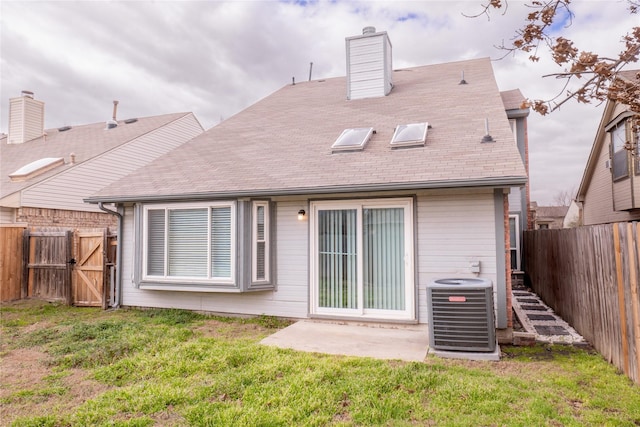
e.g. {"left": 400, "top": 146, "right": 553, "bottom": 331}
{"left": 311, "top": 199, "right": 414, "bottom": 320}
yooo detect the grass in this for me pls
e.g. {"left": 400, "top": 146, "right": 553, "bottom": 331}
{"left": 1, "top": 300, "right": 639, "bottom": 426}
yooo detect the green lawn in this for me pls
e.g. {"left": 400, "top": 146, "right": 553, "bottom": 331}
{"left": 1, "top": 300, "right": 638, "bottom": 426}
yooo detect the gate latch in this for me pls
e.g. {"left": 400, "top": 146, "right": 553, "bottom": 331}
{"left": 68, "top": 258, "right": 76, "bottom": 265}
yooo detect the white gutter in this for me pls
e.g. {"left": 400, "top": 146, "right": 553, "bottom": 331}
{"left": 85, "top": 176, "right": 528, "bottom": 205}
{"left": 98, "top": 202, "right": 123, "bottom": 309}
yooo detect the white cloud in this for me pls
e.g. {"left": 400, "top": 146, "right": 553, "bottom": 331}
{"left": 1, "top": 0, "right": 637, "bottom": 204}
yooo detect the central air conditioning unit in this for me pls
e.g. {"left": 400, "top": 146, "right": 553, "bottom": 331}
{"left": 427, "top": 278, "right": 496, "bottom": 352}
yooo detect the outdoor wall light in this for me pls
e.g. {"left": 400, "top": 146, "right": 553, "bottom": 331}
{"left": 297, "top": 209, "right": 306, "bottom": 221}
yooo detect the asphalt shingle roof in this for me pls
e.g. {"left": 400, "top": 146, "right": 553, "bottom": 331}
{"left": 1, "top": 112, "right": 191, "bottom": 200}
{"left": 91, "top": 57, "right": 527, "bottom": 202}
{"left": 500, "top": 89, "right": 526, "bottom": 111}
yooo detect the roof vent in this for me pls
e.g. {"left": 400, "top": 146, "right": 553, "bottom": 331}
{"left": 459, "top": 70, "right": 468, "bottom": 85}
{"left": 112, "top": 100, "right": 119, "bottom": 120}
{"left": 58, "top": 126, "right": 71, "bottom": 132}
{"left": 362, "top": 26, "right": 376, "bottom": 34}
{"left": 124, "top": 118, "right": 138, "bottom": 124}
{"left": 105, "top": 120, "right": 118, "bottom": 130}
{"left": 481, "top": 118, "right": 494, "bottom": 143}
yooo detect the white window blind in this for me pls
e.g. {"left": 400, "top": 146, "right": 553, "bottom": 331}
{"left": 211, "top": 207, "right": 232, "bottom": 278}
{"left": 363, "top": 208, "right": 405, "bottom": 310}
{"left": 146, "top": 209, "right": 166, "bottom": 276}
{"left": 318, "top": 209, "right": 358, "bottom": 309}
{"left": 168, "top": 208, "right": 208, "bottom": 277}
{"left": 253, "top": 202, "right": 269, "bottom": 282}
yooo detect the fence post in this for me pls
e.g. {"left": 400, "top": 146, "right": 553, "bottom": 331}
{"left": 22, "top": 229, "right": 30, "bottom": 299}
{"left": 613, "top": 223, "right": 630, "bottom": 377}
{"left": 66, "top": 230, "right": 73, "bottom": 306}
{"left": 632, "top": 224, "right": 640, "bottom": 383}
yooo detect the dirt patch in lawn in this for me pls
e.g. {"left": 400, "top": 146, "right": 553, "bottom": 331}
{"left": 194, "top": 318, "right": 277, "bottom": 341}
{"left": 0, "top": 346, "right": 111, "bottom": 425}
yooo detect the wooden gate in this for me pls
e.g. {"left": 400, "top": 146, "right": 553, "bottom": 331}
{"left": 24, "top": 230, "right": 73, "bottom": 304}
{"left": 72, "top": 231, "right": 107, "bottom": 308}
{"left": 21, "top": 228, "right": 110, "bottom": 307}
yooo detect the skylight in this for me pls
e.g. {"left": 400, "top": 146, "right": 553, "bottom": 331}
{"left": 390, "top": 122, "right": 428, "bottom": 148}
{"left": 332, "top": 127, "right": 374, "bottom": 152}
{"left": 9, "top": 157, "right": 65, "bottom": 181}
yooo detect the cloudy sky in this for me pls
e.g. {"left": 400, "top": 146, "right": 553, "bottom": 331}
{"left": 1, "top": 1, "right": 637, "bottom": 205}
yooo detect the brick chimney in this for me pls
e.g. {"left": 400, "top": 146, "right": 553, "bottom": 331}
{"left": 7, "top": 91, "right": 45, "bottom": 144}
{"left": 345, "top": 27, "right": 393, "bottom": 100}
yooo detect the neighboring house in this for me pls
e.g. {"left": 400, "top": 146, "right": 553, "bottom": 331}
{"left": 1, "top": 92, "right": 204, "bottom": 229}
{"left": 530, "top": 202, "right": 569, "bottom": 229}
{"left": 500, "top": 89, "right": 531, "bottom": 272}
{"left": 576, "top": 70, "right": 639, "bottom": 225}
{"left": 563, "top": 200, "right": 581, "bottom": 228}
{"left": 87, "top": 28, "right": 528, "bottom": 336}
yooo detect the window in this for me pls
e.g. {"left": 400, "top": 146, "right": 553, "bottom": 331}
{"left": 390, "top": 122, "right": 428, "bottom": 148}
{"left": 332, "top": 127, "right": 374, "bottom": 152}
{"left": 611, "top": 121, "right": 628, "bottom": 181}
{"left": 509, "top": 215, "right": 520, "bottom": 271}
{"left": 143, "top": 202, "right": 235, "bottom": 283}
{"left": 252, "top": 201, "right": 270, "bottom": 282}
{"left": 310, "top": 198, "right": 415, "bottom": 320}
{"left": 9, "top": 157, "right": 65, "bottom": 181}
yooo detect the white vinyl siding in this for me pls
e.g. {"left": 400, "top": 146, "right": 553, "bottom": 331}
{"left": 346, "top": 32, "right": 392, "bottom": 100}
{"left": 8, "top": 95, "right": 44, "bottom": 144}
{"left": 0, "top": 207, "right": 16, "bottom": 224}
{"left": 119, "top": 189, "right": 500, "bottom": 326}
{"left": 20, "top": 113, "right": 203, "bottom": 212}
{"left": 143, "top": 202, "right": 234, "bottom": 284}
{"left": 416, "top": 189, "right": 497, "bottom": 325}
{"left": 121, "top": 201, "right": 309, "bottom": 318}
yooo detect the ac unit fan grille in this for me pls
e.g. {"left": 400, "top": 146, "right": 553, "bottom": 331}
{"left": 428, "top": 286, "right": 495, "bottom": 352}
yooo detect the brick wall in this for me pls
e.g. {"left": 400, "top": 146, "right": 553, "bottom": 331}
{"left": 504, "top": 193, "right": 513, "bottom": 328}
{"left": 16, "top": 207, "right": 117, "bottom": 230}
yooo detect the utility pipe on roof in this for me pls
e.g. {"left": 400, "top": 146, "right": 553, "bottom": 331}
{"left": 98, "top": 202, "right": 123, "bottom": 309}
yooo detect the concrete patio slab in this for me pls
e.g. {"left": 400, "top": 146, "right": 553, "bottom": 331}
{"left": 260, "top": 320, "right": 430, "bottom": 362}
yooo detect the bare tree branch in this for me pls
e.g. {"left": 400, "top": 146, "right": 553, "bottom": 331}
{"left": 473, "top": 0, "right": 640, "bottom": 116}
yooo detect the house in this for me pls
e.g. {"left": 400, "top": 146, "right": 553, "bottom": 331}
{"left": 576, "top": 70, "right": 639, "bottom": 225}
{"left": 563, "top": 200, "right": 581, "bottom": 228}
{"left": 86, "top": 28, "right": 528, "bottom": 338}
{"left": 1, "top": 92, "right": 204, "bottom": 229}
{"left": 530, "top": 202, "right": 569, "bottom": 229}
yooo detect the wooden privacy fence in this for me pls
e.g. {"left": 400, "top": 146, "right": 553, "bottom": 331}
{"left": 524, "top": 223, "right": 640, "bottom": 384}
{"left": 0, "top": 226, "right": 26, "bottom": 302}
{"left": 0, "top": 227, "right": 115, "bottom": 308}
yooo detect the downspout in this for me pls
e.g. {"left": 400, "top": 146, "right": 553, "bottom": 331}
{"left": 99, "top": 202, "right": 123, "bottom": 308}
